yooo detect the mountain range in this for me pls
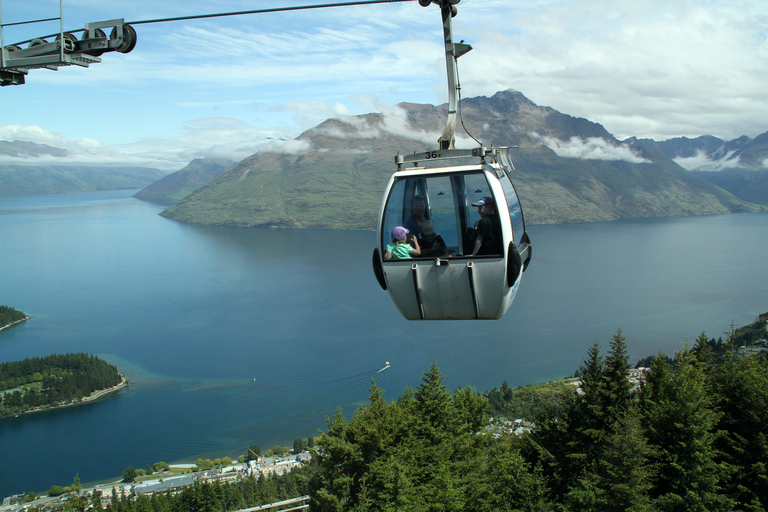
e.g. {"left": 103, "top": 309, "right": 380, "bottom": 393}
{"left": 159, "top": 90, "right": 765, "bottom": 229}
{"left": 3, "top": 90, "right": 767, "bottom": 227}
{"left": 622, "top": 133, "right": 768, "bottom": 205}
{"left": 623, "top": 132, "right": 768, "bottom": 172}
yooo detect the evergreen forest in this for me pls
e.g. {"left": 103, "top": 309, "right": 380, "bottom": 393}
{"left": 0, "top": 353, "right": 124, "bottom": 418}
{"left": 0, "top": 305, "right": 26, "bottom": 329}
{"left": 306, "top": 323, "right": 768, "bottom": 511}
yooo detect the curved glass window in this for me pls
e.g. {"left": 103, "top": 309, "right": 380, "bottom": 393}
{"left": 381, "top": 172, "right": 499, "bottom": 258}
{"left": 500, "top": 175, "right": 525, "bottom": 244}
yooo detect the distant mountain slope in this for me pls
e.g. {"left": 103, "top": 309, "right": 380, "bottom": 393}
{"left": 623, "top": 135, "right": 746, "bottom": 162}
{"left": 0, "top": 165, "right": 166, "bottom": 196}
{"left": 691, "top": 169, "right": 768, "bottom": 205}
{"left": 624, "top": 131, "right": 768, "bottom": 172}
{"left": 732, "top": 131, "right": 768, "bottom": 170}
{"left": 161, "top": 90, "right": 763, "bottom": 230}
{"left": 133, "top": 158, "right": 235, "bottom": 205}
{"left": 0, "top": 140, "right": 67, "bottom": 158}
{"left": 625, "top": 131, "right": 768, "bottom": 204}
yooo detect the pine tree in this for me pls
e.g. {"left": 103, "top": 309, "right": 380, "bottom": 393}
{"left": 469, "top": 436, "right": 551, "bottom": 512}
{"left": 711, "top": 350, "right": 768, "bottom": 510}
{"left": 563, "top": 341, "right": 607, "bottom": 484}
{"left": 639, "top": 351, "right": 733, "bottom": 512}
{"left": 603, "top": 329, "right": 632, "bottom": 418}
{"left": 590, "top": 406, "right": 655, "bottom": 512}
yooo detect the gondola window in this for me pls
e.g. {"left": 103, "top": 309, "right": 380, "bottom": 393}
{"left": 381, "top": 173, "right": 496, "bottom": 258}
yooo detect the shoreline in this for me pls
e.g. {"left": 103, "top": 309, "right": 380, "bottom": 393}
{"left": 4, "top": 374, "right": 129, "bottom": 418}
{"left": 0, "top": 315, "right": 30, "bottom": 332}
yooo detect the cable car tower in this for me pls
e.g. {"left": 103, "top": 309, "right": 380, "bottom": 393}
{"left": 372, "top": 0, "right": 532, "bottom": 320}
{"left": 0, "top": 0, "right": 136, "bottom": 86}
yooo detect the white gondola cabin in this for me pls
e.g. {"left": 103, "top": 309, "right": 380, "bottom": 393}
{"left": 372, "top": 147, "right": 531, "bottom": 320}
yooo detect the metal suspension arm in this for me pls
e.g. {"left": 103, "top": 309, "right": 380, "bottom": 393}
{"left": 420, "top": 0, "right": 472, "bottom": 150}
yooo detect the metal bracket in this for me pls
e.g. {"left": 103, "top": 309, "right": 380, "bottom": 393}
{"left": 1, "top": 0, "right": 135, "bottom": 86}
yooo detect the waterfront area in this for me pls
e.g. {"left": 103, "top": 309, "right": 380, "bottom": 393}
{"left": 1, "top": 454, "right": 311, "bottom": 511}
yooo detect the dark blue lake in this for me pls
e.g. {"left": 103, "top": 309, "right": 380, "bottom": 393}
{"left": 1, "top": 190, "right": 766, "bottom": 497}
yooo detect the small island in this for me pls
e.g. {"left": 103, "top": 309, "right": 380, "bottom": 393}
{"left": 0, "top": 353, "right": 127, "bottom": 419}
{"left": 0, "top": 305, "right": 28, "bottom": 331}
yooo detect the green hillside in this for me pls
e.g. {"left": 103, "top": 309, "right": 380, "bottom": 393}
{"left": 693, "top": 168, "right": 768, "bottom": 205}
{"left": 133, "top": 158, "right": 235, "bottom": 205}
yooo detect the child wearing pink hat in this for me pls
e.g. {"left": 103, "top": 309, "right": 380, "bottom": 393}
{"left": 384, "top": 226, "right": 421, "bottom": 260}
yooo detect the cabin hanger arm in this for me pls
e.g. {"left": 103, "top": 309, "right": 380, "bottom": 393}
{"left": 419, "top": 0, "right": 472, "bottom": 150}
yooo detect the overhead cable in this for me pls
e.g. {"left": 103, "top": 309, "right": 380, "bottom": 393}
{"left": 127, "top": 0, "right": 416, "bottom": 26}
{"left": 11, "top": 0, "right": 416, "bottom": 45}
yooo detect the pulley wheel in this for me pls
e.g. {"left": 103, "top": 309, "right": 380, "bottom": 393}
{"left": 110, "top": 24, "right": 137, "bottom": 54}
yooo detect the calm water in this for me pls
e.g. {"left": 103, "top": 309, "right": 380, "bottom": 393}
{"left": 1, "top": 190, "right": 766, "bottom": 497}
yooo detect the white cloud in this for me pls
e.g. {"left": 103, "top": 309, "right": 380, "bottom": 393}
{"left": 532, "top": 134, "right": 650, "bottom": 163}
{"left": 0, "top": 119, "right": 302, "bottom": 170}
{"left": 258, "top": 139, "right": 311, "bottom": 155}
{"left": 674, "top": 150, "right": 744, "bottom": 172}
{"left": 314, "top": 105, "right": 441, "bottom": 146}
{"left": 458, "top": 0, "right": 768, "bottom": 141}
{"left": 0, "top": 125, "right": 102, "bottom": 154}
{"left": 379, "top": 106, "right": 440, "bottom": 145}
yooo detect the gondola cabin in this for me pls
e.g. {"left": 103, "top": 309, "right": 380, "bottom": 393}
{"left": 372, "top": 147, "right": 531, "bottom": 320}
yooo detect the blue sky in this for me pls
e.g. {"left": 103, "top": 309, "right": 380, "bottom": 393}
{"left": 1, "top": 0, "right": 767, "bottom": 171}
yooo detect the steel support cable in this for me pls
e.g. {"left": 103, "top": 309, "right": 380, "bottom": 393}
{"left": 127, "top": 0, "right": 416, "bottom": 25}
{"left": 8, "top": 0, "right": 416, "bottom": 46}
{"left": 454, "top": 55, "right": 483, "bottom": 147}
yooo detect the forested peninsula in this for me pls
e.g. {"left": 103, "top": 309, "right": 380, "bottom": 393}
{"left": 0, "top": 305, "right": 28, "bottom": 330}
{"left": 0, "top": 353, "right": 126, "bottom": 418}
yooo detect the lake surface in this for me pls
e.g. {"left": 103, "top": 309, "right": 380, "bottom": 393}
{"left": 1, "top": 190, "right": 766, "bottom": 497}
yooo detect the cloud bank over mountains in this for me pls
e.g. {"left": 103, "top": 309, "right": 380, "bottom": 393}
{"left": 0, "top": 119, "right": 296, "bottom": 170}
{"left": 531, "top": 134, "right": 649, "bottom": 164}
{"left": 673, "top": 151, "right": 745, "bottom": 172}
{"left": 2, "top": 92, "right": 766, "bottom": 172}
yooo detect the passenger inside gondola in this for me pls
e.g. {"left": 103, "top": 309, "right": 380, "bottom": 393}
{"left": 419, "top": 220, "right": 448, "bottom": 257}
{"left": 384, "top": 226, "right": 421, "bottom": 260}
{"left": 470, "top": 196, "right": 502, "bottom": 256}
{"left": 402, "top": 195, "right": 427, "bottom": 237}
